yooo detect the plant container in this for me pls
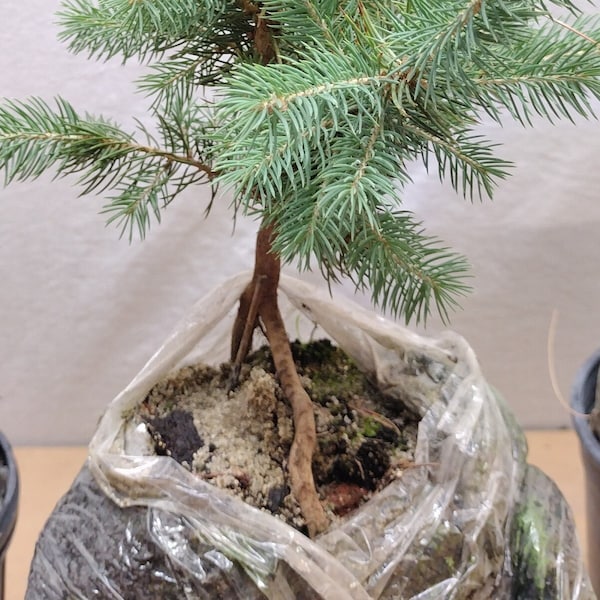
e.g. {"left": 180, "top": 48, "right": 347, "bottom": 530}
{"left": 572, "top": 349, "right": 600, "bottom": 595}
{"left": 0, "top": 431, "right": 18, "bottom": 600}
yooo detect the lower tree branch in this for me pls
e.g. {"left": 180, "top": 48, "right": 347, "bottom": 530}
{"left": 231, "top": 223, "right": 329, "bottom": 537}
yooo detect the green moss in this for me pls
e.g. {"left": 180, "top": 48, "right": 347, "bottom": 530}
{"left": 292, "top": 340, "right": 370, "bottom": 403}
{"left": 361, "top": 416, "right": 381, "bottom": 438}
{"left": 246, "top": 339, "right": 375, "bottom": 405}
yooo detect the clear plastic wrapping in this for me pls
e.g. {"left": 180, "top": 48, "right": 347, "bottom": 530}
{"left": 26, "top": 273, "right": 594, "bottom": 599}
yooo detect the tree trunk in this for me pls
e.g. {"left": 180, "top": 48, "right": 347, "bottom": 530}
{"left": 231, "top": 224, "right": 328, "bottom": 537}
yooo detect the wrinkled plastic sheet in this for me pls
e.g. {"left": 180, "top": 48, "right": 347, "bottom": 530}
{"left": 26, "top": 273, "right": 594, "bottom": 599}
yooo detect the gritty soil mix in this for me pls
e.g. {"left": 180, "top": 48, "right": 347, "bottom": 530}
{"left": 136, "top": 339, "right": 420, "bottom": 535}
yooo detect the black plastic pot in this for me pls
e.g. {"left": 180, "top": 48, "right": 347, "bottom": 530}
{"left": 0, "top": 432, "right": 18, "bottom": 600}
{"left": 571, "top": 349, "right": 600, "bottom": 596}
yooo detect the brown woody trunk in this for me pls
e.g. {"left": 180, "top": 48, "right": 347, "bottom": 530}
{"left": 231, "top": 224, "right": 328, "bottom": 537}
{"left": 230, "top": 3, "right": 328, "bottom": 537}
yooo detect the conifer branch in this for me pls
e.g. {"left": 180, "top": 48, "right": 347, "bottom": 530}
{"left": 474, "top": 14, "right": 600, "bottom": 124}
{"left": 2, "top": 0, "right": 600, "bottom": 320}
{"left": 344, "top": 212, "right": 472, "bottom": 324}
{"left": 0, "top": 98, "right": 216, "bottom": 238}
{"left": 403, "top": 122, "right": 511, "bottom": 199}
{"left": 550, "top": 16, "right": 600, "bottom": 47}
{"left": 58, "top": 0, "right": 231, "bottom": 60}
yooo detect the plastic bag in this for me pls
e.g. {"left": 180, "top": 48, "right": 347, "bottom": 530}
{"left": 26, "top": 273, "right": 594, "bottom": 599}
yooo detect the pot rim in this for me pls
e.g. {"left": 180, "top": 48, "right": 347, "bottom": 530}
{"left": 571, "top": 349, "right": 600, "bottom": 464}
{"left": 0, "top": 430, "right": 18, "bottom": 552}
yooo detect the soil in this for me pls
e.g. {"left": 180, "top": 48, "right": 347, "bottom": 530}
{"left": 137, "top": 339, "right": 420, "bottom": 535}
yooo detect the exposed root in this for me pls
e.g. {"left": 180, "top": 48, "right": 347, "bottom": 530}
{"left": 229, "top": 275, "right": 263, "bottom": 389}
{"left": 260, "top": 297, "right": 329, "bottom": 536}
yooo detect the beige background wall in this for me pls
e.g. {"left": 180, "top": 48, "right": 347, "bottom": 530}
{"left": 1, "top": 1, "right": 599, "bottom": 444}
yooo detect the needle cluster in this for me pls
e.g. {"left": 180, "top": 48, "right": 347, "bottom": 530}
{"left": 1, "top": 0, "right": 599, "bottom": 323}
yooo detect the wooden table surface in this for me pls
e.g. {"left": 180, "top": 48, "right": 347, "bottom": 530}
{"left": 5, "top": 430, "right": 588, "bottom": 600}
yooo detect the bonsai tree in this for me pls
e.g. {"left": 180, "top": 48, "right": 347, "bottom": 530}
{"left": 1, "top": 0, "right": 599, "bottom": 537}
